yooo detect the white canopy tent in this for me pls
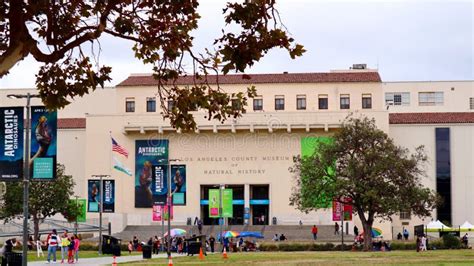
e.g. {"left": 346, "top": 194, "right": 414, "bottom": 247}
{"left": 426, "top": 220, "right": 451, "bottom": 232}
{"left": 460, "top": 221, "right": 474, "bottom": 232}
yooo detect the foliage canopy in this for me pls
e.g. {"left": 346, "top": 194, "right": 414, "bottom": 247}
{"left": 290, "top": 116, "right": 439, "bottom": 249}
{"left": 0, "top": 0, "right": 304, "bottom": 130}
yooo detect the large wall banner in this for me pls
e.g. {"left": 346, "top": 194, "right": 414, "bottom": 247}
{"left": 88, "top": 179, "right": 101, "bottom": 212}
{"left": 88, "top": 179, "right": 115, "bottom": 213}
{"left": 171, "top": 165, "right": 186, "bottom": 205}
{"left": 0, "top": 107, "right": 24, "bottom": 181}
{"left": 135, "top": 139, "right": 169, "bottom": 208}
{"left": 30, "top": 106, "right": 57, "bottom": 180}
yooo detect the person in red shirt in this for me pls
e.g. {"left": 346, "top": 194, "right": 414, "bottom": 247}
{"left": 311, "top": 225, "right": 318, "bottom": 240}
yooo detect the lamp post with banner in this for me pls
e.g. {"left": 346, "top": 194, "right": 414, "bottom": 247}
{"left": 91, "top": 174, "right": 110, "bottom": 255}
{"left": 7, "top": 93, "right": 40, "bottom": 266}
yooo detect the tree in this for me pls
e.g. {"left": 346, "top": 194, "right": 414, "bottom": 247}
{"left": 0, "top": 164, "right": 81, "bottom": 240}
{"left": 0, "top": 1, "right": 305, "bottom": 130}
{"left": 289, "top": 116, "right": 439, "bottom": 250}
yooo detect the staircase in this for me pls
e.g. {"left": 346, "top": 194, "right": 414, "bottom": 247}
{"left": 111, "top": 225, "right": 353, "bottom": 243}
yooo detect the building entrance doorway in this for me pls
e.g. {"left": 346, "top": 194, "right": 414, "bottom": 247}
{"left": 250, "top": 185, "right": 269, "bottom": 225}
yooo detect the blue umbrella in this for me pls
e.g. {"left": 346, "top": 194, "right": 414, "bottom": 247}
{"left": 238, "top": 232, "right": 264, "bottom": 238}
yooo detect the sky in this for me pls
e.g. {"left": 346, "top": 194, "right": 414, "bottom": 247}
{"left": 0, "top": 0, "right": 472, "bottom": 89}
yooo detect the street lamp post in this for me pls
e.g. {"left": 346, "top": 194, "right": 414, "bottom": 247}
{"left": 92, "top": 174, "right": 110, "bottom": 255}
{"left": 7, "top": 93, "right": 40, "bottom": 266}
{"left": 219, "top": 184, "right": 224, "bottom": 252}
{"left": 75, "top": 196, "right": 79, "bottom": 235}
{"left": 158, "top": 158, "right": 180, "bottom": 259}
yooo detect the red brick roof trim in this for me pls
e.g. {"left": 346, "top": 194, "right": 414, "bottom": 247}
{"left": 389, "top": 112, "right": 474, "bottom": 124}
{"left": 117, "top": 72, "right": 382, "bottom": 86}
{"left": 58, "top": 118, "right": 86, "bottom": 129}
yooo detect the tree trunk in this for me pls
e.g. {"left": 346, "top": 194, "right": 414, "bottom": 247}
{"left": 362, "top": 221, "right": 373, "bottom": 251}
{"left": 33, "top": 215, "right": 40, "bottom": 241}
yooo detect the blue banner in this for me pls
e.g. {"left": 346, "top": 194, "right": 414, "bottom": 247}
{"left": 88, "top": 179, "right": 115, "bottom": 213}
{"left": 135, "top": 139, "right": 169, "bottom": 207}
{"left": 0, "top": 107, "right": 24, "bottom": 181}
{"left": 87, "top": 179, "right": 101, "bottom": 212}
{"left": 30, "top": 106, "right": 57, "bottom": 180}
{"left": 171, "top": 165, "right": 186, "bottom": 205}
{"left": 103, "top": 180, "right": 115, "bottom": 213}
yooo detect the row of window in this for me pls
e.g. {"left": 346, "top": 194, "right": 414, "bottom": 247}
{"left": 385, "top": 92, "right": 445, "bottom": 106}
{"left": 126, "top": 93, "right": 473, "bottom": 112}
{"left": 125, "top": 94, "right": 373, "bottom": 112}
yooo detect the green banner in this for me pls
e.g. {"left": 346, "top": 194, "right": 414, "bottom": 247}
{"left": 208, "top": 189, "right": 233, "bottom": 218}
{"left": 77, "top": 199, "right": 87, "bottom": 222}
{"left": 222, "top": 189, "right": 233, "bottom": 218}
{"left": 301, "top": 137, "right": 334, "bottom": 208}
{"left": 209, "top": 189, "right": 220, "bottom": 218}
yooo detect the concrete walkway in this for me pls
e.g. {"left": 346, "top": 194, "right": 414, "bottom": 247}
{"left": 29, "top": 253, "right": 179, "bottom": 266}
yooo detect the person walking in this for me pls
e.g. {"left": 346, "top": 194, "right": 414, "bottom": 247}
{"left": 209, "top": 235, "right": 216, "bottom": 253}
{"left": 403, "top": 228, "right": 409, "bottom": 240}
{"left": 335, "top": 222, "right": 340, "bottom": 235}
{"left": 197, "top": 219, "right": 203, "bottom": 235}
{"left": 397, "top": 232, "right": 403, "bottom": 240}
{"left": 153, "top": 236, "right": 160, "bottom": 255}
{"left": 128, "top": 241, "right": 133, "bottom": 254}
{"left": 311, "top": 225, "right": 318, "bottom": 240}
{"left": 420, "top": 235, "right": 427, "bottom": 251}
{"left": 47, "top": 230, "right": 59, "bottom": 264}
{"left": 353, "top": 225, "right": 359, "bottom": 236}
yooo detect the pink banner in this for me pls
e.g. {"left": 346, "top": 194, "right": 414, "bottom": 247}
{"left": 332, "top": 198, "right": 352, "bottom": 221}
{"left": 153, "top": 205, "right": 162, "bottom": 221}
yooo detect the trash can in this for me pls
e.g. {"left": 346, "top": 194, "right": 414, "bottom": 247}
{"left": 272, "top": 217, "right": 277, "bottom": 225}
{"left": 187, "top": 217, "right": 192, "bottom": 225}
{"left": 3, "top": 252, "right": 22, "bottom": 266}
{"left": 102, "top": 235, "right": 122, "bottom": 256}
{"left": 112, "top": 244, "right": 121, "bottom": 256}
{"left": 142, "top": 245, "right": 152, "bottom": 259}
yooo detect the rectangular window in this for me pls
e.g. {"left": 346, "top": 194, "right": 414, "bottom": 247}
{"left": 275, "top": 95, "right": 285, "bottom": 110}
{"left": 318, "top": 94, "right": 328, "bottom": 110}
{"left": 362, "top": 94, "right": 372, "bottom": 109}
{"left": 125, "top": 97, "right": 135, "bottom": 112}
{"left": 340, "top": 94, "right": 350, "bottom": 109}
{"left": 470, "top": 97, "right": 474, "bottom": 110}
{"left": 167, "top": 100, "right": 175, "bottom": 111}
{"left": 385, "top": 92, "right": 410, "bottom": 106}
{"left": 419, "top": 92, "right": 444, "bottom": 106}
{"left": 399, "top": 211, "right": 411, "bottom": 220}
{"left": 296, "top": 95, "right": 306, "bottom": 110}
{"left": 253, "top": 97, "right": 263, "bottom": 111}
{"left": 231, "top": 99, "right": 241, "bottom": 111}
{"left": 436, "top": 128, "right": 451, "bottom": 224}
{"left": 146, "top": 97, "right": 156, "bottom": 112}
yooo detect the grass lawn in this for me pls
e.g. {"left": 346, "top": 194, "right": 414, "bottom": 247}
{"left": 26, "top": 250, "right": 142, "bottom": 262}
{"left": 122, "top": 250, "right": 474, "bottom": 266}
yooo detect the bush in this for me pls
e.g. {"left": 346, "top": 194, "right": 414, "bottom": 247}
{"left": 442, "top": 234, "right": 461, "bottom": 249}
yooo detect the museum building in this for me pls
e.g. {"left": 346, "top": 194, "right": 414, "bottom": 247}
{"left": 1, "top": 66, "right": 473, "bottom": 238}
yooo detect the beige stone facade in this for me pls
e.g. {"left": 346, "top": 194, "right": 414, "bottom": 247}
{"left": 1, "top": 70, "right": 473, "bottom": 239}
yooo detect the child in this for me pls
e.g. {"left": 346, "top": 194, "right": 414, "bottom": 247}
{"left": 73, "top": 235, "right": 80, "bottom": 263}
{"left": 128, "top": 241, "right": 133, "bottom": 254}
{"left": 67, "top": 236, "right": 75, "bottom": 263}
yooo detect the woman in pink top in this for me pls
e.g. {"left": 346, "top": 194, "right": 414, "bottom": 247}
{"left": 73, "top": 235, "right": 80, "bottom": 262}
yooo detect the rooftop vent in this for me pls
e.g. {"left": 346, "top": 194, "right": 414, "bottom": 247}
{"left": 351, "top": 64, "right": 367, "bottom": 70}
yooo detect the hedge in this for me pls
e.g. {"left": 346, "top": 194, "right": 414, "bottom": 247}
{"left": 258, "top": 241, "right": 466, "bottom": 252}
